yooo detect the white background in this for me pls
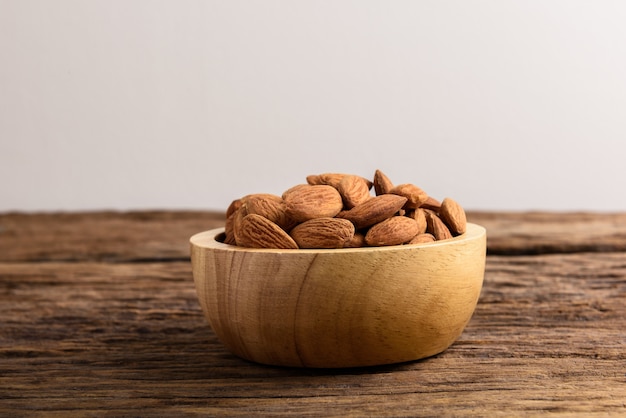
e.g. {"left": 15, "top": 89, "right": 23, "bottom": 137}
{"left": 1, "top": 1, "right": 625, "bottom": 213}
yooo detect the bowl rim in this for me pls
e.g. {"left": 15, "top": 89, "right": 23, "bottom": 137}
{"left": 190, "top": 222, "right": 486, "bottom": 254}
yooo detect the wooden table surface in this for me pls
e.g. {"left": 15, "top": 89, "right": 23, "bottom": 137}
{"left": 1, "top": 211, "right": 625, "bottom": 416}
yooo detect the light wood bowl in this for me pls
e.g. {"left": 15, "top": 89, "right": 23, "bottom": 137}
{"left": 190, "top": 223, "right": 486, "bottom": 368}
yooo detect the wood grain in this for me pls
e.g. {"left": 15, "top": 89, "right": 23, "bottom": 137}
{"left": 2, "top": 210, "right": 626, "bottom": 260}
{"left": 0, "top": 211, "right": 225, "bottom": 262}
{"left": 1, "top": 211, "right": 625, "bottom": 416}
{"left": 468, "top": 211, "right": 626, "bottom": 254}
{"left": 191, "top": 224, "right": 485, "bottom": 368}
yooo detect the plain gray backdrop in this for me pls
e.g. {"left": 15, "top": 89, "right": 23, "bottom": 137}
{"left": 2, "top": 1, "right": 625, "bottom": 212}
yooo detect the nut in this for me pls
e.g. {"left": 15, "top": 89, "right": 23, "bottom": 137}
{"left": 408, "top": 233, "right": 436, "bottom": 244}
{"left": 306, "top": 172, "right": 345, "bottom": 188}
{"left": 283, "top": 184, "right": 344, "bottom": 222}
{"left": 236, "top": 214, "right": 299, "bottom": 249}
{"left": 245, "top": 193, "right": 296, "bottom": 231}
{"left": 407, "top": 208, "right": 427, "bottom": 234}
{"left": 226, "top": 197, "right": 244, "bottom": 219}
{"left": 365, "top": 216, "right": 419, "bottom": 246}
{"left": 439, "top": 197, "right": 467, "bottom": 235}
{"left": 389, "top": 184, "right": 429, "bottom": 209}
{"left": 424, "top": 209, "right": 453, "bottom": 241}
{"left": 337, "top": 194, "right": 407, "bottom": 229}
{"left": 373, "top": 169, "right": 394, "bottom": 196}
{"left": 225, "top": 204, "right": 248, "bottom": 246}
{"left": 337, "top": 174, "right": 372, "bottom": 209}
{"left": 222, "top": 169, "right": 468, "bottom": 249}
{"left": 343, "top": 231, "right": 367, "bottom": 248}
{"left": 421, "top": 196, "right": 442, "bottom": 211}
{"left": 289, "top": 217, "right": 355, "bottom": 249}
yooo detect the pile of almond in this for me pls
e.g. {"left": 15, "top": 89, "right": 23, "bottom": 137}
{"left": 223, "top": 170, "right": 467, "bottom": 249}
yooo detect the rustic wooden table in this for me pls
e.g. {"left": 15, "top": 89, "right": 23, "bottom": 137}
{"left": 1, "top": 211, "right": 625, "bottom": 416}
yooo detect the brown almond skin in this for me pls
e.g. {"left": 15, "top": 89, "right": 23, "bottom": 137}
{"left": 223, "top": 216, "right": 238, "bottom": 245}
{"left": 281, "top": 183, "right": 310, "bottom": 197}
{"left": 389, "top": 183, "right": 429, "bottom": 209}
{"left": 421, "top": 196, "right": 442, "bottom": 211}
{"left": 283, "top": 184, "right": 344, "bottom": 222}
{"left": 373, "top": 169, "right": 394, "bottom": 196}
{"left": 365, "top": 216, "right": 420, "bottom": 246}
{"left": 439, "top": 197, "right": 467, "bottom": 235}
{"left": 406, "top": 208, "right": 427, "bottom": 234}
{"left": 424, "top": 209, "right": 453, "bottom": 241}
{"left": 311, "top": 173, "right": 346, "bottom": 188}
{"left": 237, "top": 214, "right": 298, "bottom": 249}
{"left": 304, "top": 173, "right": 344, "bottom": 188}
{"left": 226, "top": 198, "right": 244, "bottom": 219}
{"left": 343, "top": 231, "right": 366, "bottom": 248}
{"left": 337, "top": 194, "right": 407, "bottom": 229}
{"left": 305, "top": 174, "right": 324, "bottom": 185}
{"left": 245, "top": 193, "right": 297, "bottom": 231}
{"left": 289, "top": 217, "right": 355, "bottom": 249}
{"left": 226, "top": 204, "right": 249, "bottom": 245}
{"left": 337, "top": 174, "right": 372, "bottom": 209}
{"left": 408, "top": 233, "right": 436, "bottom": 244}
{"left": 307, "top": 173, "right": 373, "bottom": 190}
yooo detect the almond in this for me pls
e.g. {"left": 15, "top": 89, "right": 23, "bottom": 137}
{"left": 373, "top": 169, "right": 394, "bottom": 196}
{"left": 365, "top": 216, "right": 419, "bottom": 246}
{"left": 306, "top": 173, "right": 345, "bottom": 188}
{"left": 407, "top": 208, "right": 427, "bottom": 234}
{"left": 223, "top": 172, "right": 468, "bottom": 249}
{"left": 289, "top": 217, "right": 355, "bottom": 249}
{"left": 305, "top": 174, "right": 324, "bottom": 185}
{"left": 421, "top": 196, "right": 442, "bottom": 211}
{"left": 343, "top": 231, "right": 367, "bottom": 248}
{"left": 389, "top": 183, "right": 429, "bottom": 209}
{"left": 223, "top": 215, "right": 238, "bottom": 245}
{"left": 236, "top": 214, "right": 298, "bottom": 249}
{"left": 245, "top": 193, "right": 296, "bottom": 231}
{"left": 224, "top": 221, "right": 236, "bottom": 245}
{"left": 337, "top": 174, "right": 372, "bottom": 209}
{"left": 424, "top": 209, "right": 453, "bottom": 241}
{"left": 226, "top": 198, "right": 244, "bottom": 219}
{"left": 229, "top": 204, "right": 249, "bottom": 245}
{"left": 337, "top": 194, "right": 407, "bottom": 229}
{"left": 307, "top": 172, "right": 373, "bottom": 190}
{"left": 282, "top": 183, "right": 310, "bottom": 196}
{"left": 439, "top": 197, "right": 467, "bottom": 235}
{"left": 408, "top": 233, "right": 436, "bottom": 245}
{"left": 283, "top": 184, "right": 344, "bottom": 222}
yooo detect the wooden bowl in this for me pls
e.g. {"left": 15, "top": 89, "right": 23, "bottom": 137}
{"left": 190, "top": 223, "right": 486, "bottom": 368}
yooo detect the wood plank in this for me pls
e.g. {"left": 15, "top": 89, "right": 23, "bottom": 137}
{"left": 468, "top": 211, "right": 626, "bottom": 254}
{"left": 2, "top": 211, "right": 626, "bottom": 261}
{"left": 1, "top": 250, "right": 625, "bottom": 415}
{"left": 0, "top": 211, "right": 225, "bottom": 262}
